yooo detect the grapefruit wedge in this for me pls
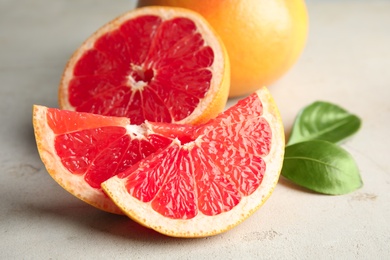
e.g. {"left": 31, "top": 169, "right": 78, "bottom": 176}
{"left": 32, "top": 106, "right": 174, "bottom": 214}
{"left": 33, "top": 87, "right": 284, "bottom": 236}
{"left": 59, "top": 6, "right": 230, "bottom": 125}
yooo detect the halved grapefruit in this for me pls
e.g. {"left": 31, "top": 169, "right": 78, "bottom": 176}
{"left": 58, "top": 6, "right": 230, "bottom": 125}
{"left": 33, "top": 86, "right": 285, "bottom": 236}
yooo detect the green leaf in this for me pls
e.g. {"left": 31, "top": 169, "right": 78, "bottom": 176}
{"left": 287, "top": 101, "right": 361, "bottom": 145}
{"left": 281, "top": 140, "right": 363, "bottom": 195}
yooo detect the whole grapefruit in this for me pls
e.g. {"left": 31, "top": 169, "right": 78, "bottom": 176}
{"left": 137, "top": 0, "right": 309, "bottom": 97}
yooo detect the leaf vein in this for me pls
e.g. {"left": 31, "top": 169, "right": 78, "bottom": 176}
{"left": 284, "top": 156, "right": 342, "bottom": 171}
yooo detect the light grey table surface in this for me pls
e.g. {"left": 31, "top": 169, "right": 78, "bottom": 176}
{"left": 1, "top": 0, "right": 389, "bottom": 259}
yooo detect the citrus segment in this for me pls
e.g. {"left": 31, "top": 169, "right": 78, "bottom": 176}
{"left": 33, "top": 106, "right": 173, "bottom": 214}
{"left": 102, "top": 87, "right": 285, "bottom": 237}
{"left": 59, "top": 6, "right": 230, "bottom": 125}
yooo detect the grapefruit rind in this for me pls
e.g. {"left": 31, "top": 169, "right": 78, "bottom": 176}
{"left": 59, "top": 6, "right": 230, "bottom": 125}
{"left": 32, "top": 105, "right": 127, "bottom": 214}
{"left": 102, "top": 87, "right": 285, "bottom": 237}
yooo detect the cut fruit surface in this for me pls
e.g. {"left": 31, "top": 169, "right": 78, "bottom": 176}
{"left": 33, "top": 87, "right": 284, "bottom": 236}
{"left": 59, "top": 6, "right": 230, "bottom": 125}
{"left": 33, "top": 106, "right": 173, "bottom": 214}
{"left": 102, "top": 87, "right": 285, "bottom": 237}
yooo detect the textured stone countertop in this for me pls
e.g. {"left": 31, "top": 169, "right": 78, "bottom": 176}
{"left": 1, "top": 0, "right": 389, "bottom": 259}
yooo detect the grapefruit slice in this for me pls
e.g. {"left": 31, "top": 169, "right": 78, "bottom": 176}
{"left": 59, "top": 6, "right": 230, "bottom": 125}
{"left": 33, "top": 87, "right": 284, "bottom": 235}
{"left": 32, "top": 106, "right": 173, "bottom": 214}
{"left": 102, "top": 87, "right": 285, "bottom": 237}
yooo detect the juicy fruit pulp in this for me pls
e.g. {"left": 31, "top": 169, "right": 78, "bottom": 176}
{"left": 118, "top": 94, "right": 271, "bottom": 218}
{"left": 34, "top": 106, "right": 175, "bottom": 214}
{"left": 70, "top": 16, "right": 212, "bottom": 124}
{"left": 52, "top": 120, "right": 173, "bottom": 189}
{"left": 102, "top": 87, "right": 285, "bottom": 237}
{"left": 60, "top": 7, "right": 229, "bottom": 125}
{"left": 34, "top": 87, "right": 284, "bottom": 236}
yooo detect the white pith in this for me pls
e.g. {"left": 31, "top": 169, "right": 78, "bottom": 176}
{"left": 125, "top": 124, "right": 146, "bottom": 139}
